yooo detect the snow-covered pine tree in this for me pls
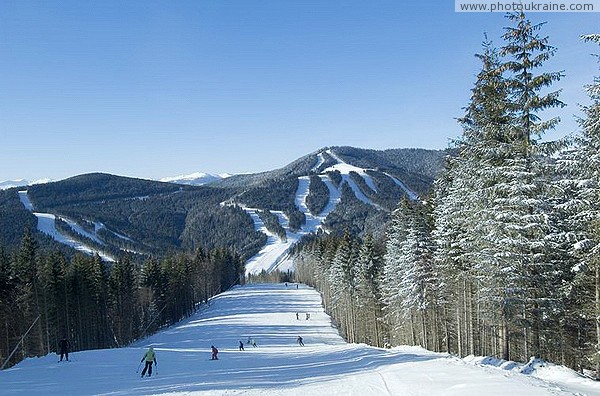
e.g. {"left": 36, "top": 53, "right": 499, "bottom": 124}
{"left": 496, "top": 11, "right": 565, "bottom": 360}
{"left": 328, "top": 231, "right": 359, "bottom": 342}
{"left": 556, "top": 33, "right": 600, "bottom": 377}
{"left": 433, "top": 38, "right": 513, "bottom": 358}
{"left": 383, "top": 199, "right": 437, "bottom": 348}
{"left": 354, "top": 234, "right": 385, "bottom": 346}
{"left": 382, "top": 198, "right": 414, "bottom": 345}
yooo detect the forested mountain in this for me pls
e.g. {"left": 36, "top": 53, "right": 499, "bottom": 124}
{"left": 0, "top": 147, "right": 444, "bottom": 264}
{"left": 291, "top": 16, "right": 600, "bottom": 380}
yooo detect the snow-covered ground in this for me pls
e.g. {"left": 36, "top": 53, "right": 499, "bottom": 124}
{"left": 384, "top": 172, "right": 419, "bottom": 201}
{"left": 0, "top": 178, "right": 52, "bottom": 190}
{"left": 2, "top": 283, "right": 597, "bottom": 395}
{"left": 244, "top": 150, "right": 417, "bottom": 275}
{"left": 243, "top": 208, "right": 300, "bottom": 274}
{"left": 159, "top": 172, "right": 231, "bottom": 186}
{"left": 243, "top": 172, "right": 344, "bottom": 275}
{"left": 18, "top": 191, "right": 115, "bottom": 262}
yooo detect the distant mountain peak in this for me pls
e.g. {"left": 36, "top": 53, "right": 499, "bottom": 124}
{"left": 159, "top": 172, "right": 231, "bottom": 186}
{"left": 0, "top": 178, "right": 53, "bottom": 190}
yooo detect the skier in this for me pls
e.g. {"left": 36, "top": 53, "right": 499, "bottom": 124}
{"left": 58, "top": 337, "right": 70, "bottom": 362}
{"left": 239, "top": 341, "right": 245, "bottom": 351}
{"left": 296, "top": 312, "right": 299, "bottom": 320}
{"left": 297, "top": 336, "right": 304, "bottom": 346}
{"left": 140, "top": 347, "right": 157, "bottom": 377}
{"left": 306, "top": 312, "right": 310, "bottom": 320}
{"left": 211, "top": 345, "right": 219, "bottom": 360}
{"left": 251, "top": 338, "right": 257, "bottom": 348}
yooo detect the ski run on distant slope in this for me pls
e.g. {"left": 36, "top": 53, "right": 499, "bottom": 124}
{"left": 18, "top": 190, "right": 115, "bottom": 262}
{"left": 2, "top": 283, "right": 598, "bottom": 395}
{"left": 242, "top": 149, "right": 416, "bottom": 275}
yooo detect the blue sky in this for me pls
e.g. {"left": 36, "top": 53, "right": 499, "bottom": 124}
{"left": 0, "top": 1, "right": 598, "bottom": 181}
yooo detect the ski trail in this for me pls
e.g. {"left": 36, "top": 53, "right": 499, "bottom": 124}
{"left": 17, "top": 191, "right": 115, "bottom": 262}
{"left": 243, "top": 208, "right": 297, "bottom": 275}
{"left": 340, "top": 174, "right": 382, "bottom": 209}
{"left": 95, "top": 222, "right": 133, "bottom": 242}
{"left": 1, "top": 283, "right": 592, "bottom": 395}
{"left": 311, "top": 152, "right": 326, "bottom": 172}
{"left": 243, "top": 173, "right": 343, "bottom": 275}
{"left": 243, "top": 149, "right": 418, "bottom": 275}
{"left": 18, "top": 190, "right": 34, "bottom": 210}
{"left": 318, "top": 175, "right": 341, "bottom": 218}
{"left": 323, "top": 150, "right": 382, "bottom": 209}
{"left": 384, "top": 172, "right": 419, "bottom": 200}
{"left": 361, "top": 173, "right": 378, "bottom": 193}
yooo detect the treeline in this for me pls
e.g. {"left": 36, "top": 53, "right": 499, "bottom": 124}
{"left": 27, "top": 173, "right": 188, "bottom": 209}
{"left": 181, "top": 204, "right": 266, "bottom": 262}
{"left": 333, "top": 146, "right": 442, "bottom": 195}
{"left": 236, "top": 176, "right": 306, "bottom": 232}
{"left": 294, "top": 15, "right": 600, "bottom": 377}
{"left": 305, "top": 175, "right": 329, "bottom": 215}
{"left": 294, "top": 232, "right": 387, "bottom": 347}
{"left": 0, "top": 231, "right": 243, "bottom": 369}
{"left": 323, "top": 183, "right": 388, "bottom": 238}
{"left": 257, "top": 210, "right": 287, "bottom": 241}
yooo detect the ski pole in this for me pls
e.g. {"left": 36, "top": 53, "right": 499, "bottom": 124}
{"left": 154, "top": 363, "right": 158, "bottom": 376}
{"left": 136, "top": 360, "right": 142, "bottom": 373}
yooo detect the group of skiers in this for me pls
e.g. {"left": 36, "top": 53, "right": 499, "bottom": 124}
{"left": 295, "top": 312, "right": 310, "bottom": 320}
{"left": 137, "top": 334, "right": 306, "bottom": 376}
{"left": 239, "top": 337, "right": 258, "bottom": 351}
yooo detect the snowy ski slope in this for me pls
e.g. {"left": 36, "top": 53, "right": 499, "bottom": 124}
{"left": 18, "top": 191, "right": 115, "bottom": 261}
{"left": 242, "top": 149, "right": 415, "bottom": 275}
{"left": 1, "top": 283, "right": 598, "bottom": 395}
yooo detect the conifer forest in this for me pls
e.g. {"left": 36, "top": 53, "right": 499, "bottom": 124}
{"left": 294, "top": 13, "right": 600, "bottom": 378}
{"left": 1, "top": 12, "right": 599, "bottom": 379}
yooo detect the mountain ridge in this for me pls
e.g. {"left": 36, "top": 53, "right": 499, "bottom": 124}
{"left": 0, "top": 146, "right": 447, "bottom": 269}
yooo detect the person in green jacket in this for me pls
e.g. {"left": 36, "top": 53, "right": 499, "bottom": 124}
{"left": 140, "top": 347, "right": 157, "bottom": 377}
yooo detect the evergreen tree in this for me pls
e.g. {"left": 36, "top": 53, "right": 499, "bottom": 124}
{"left": 557, "top": 33, "right": 600, "bottom": 376}
{"left": 355, "top": 235, "right": 385, "bottom": 346}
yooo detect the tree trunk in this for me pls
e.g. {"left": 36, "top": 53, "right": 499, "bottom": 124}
{"left": 595, "top": 261, "right": 600, "bottom": 380}
{"left": 501, "top": 317, "right": 509, "bottom": 361}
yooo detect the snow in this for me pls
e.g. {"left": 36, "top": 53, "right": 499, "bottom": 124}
{"left": 62, "top": 217, "right": 105, "bottom": 245}
{"left": 1, "top": 179, "right": 28, "bottom": 190}
{"left": 2, "top": 283, "right": 597, "bottom": 396}
{"left": 95, "top": 222, "right": 134, "bottom": 242}
{"left": 243, "top": 208, "right": 299, "bottom": 274}
{"left": 311, "top": 152, "right": 326, "bottom": 172}
{"left": 17, "top": 191, "right": 115, "bottom": 262}
{"left": 322, "top": 150, "right": 382, "bottom": 208}
{"left": 18, "top": 190, "right": 34, "bottom": 211}
{"left": 1, "top": 178, "right": 52, "bottom": 190}
{"left": 243, "top": 149, "right": 413, "bottom": 275}
{"left": 33, "top": 213, "right": 115, "bottom": 262}
{"left": 159, "top": 172, "right": 230, "bottom": 186}
{"left": 243, "top": 173, "right": 344, "bottom": 275}
{"left": 384, "top": 172, "right": 419, "bottom": 200}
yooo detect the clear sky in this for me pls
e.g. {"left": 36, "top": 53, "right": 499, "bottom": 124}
{"left": 0, "top": 1, "right": 598, "bottom": 181}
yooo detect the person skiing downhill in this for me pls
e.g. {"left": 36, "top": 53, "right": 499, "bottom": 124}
{"left": 297, "top": 336, "right": 304, "bottom": 346}
{"left": 140, "top": 347, "right": 157, "bottom": 377}
{"left": 239, "top": 341, "right": 245, "bottom": 351}
{"left": 211, "top": 345, "right": 219, "bottom": 360}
